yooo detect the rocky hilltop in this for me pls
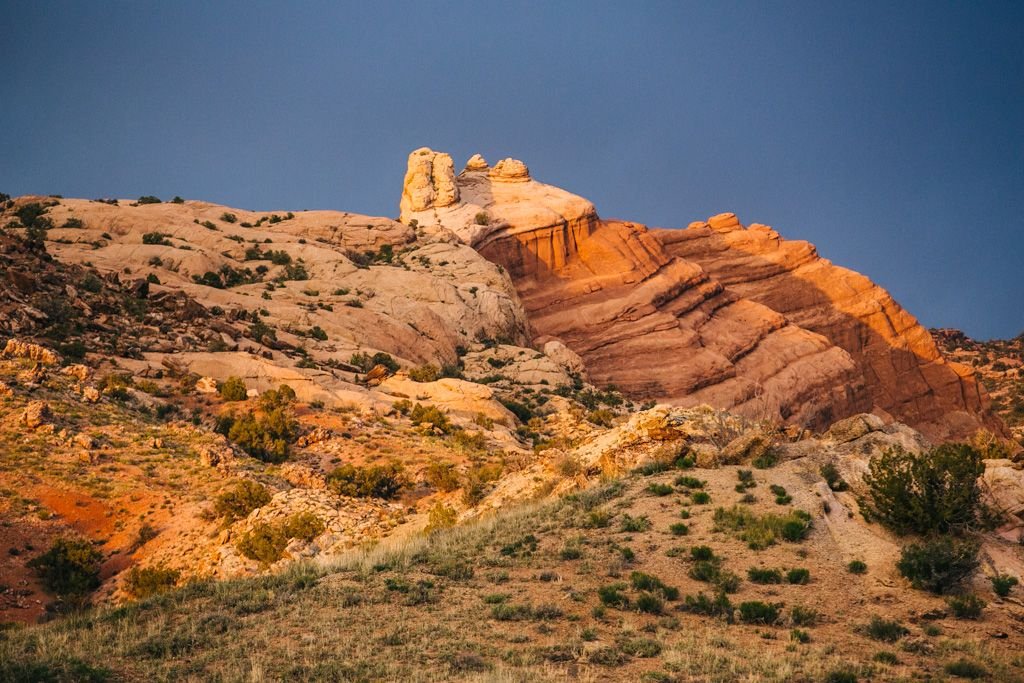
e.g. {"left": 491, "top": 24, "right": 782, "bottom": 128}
{"left": 399, "top": 148, "right": 999, "bottom": 442}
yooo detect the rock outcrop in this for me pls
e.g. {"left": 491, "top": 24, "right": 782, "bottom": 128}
{"left": 396, "top": 148, "right": 1001, "bottom": 441}
{"left": 655, "top": 215, "right": 1003, "bottom": 442}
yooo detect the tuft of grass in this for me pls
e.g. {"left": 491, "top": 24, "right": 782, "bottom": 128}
{"left": 847, "top": 560, "right": 867, "bottom": 574}
{"left": 947, "top": 594, "right": 985, "bottom": 619}
{"left": 861, "top": 616, "right": 908, "bottom": 642}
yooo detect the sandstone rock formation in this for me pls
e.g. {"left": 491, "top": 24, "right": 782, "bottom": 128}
{"left": 396, "top": 148, "right": 1001, "bottom": 441}
{"left": 654, "top": 215, "right": 1002, "bottom": 442}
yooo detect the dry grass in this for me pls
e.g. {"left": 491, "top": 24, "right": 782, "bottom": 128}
{"left": 3, "top": 465, "right": 1024, "bottom": 682}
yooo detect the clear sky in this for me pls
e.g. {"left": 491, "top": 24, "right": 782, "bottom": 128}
{"left": 2, "top": 1, "right": 1021, "bottom": 339}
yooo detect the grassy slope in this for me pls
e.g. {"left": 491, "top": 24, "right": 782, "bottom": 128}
{"left": 2, "top": 461, "right": 1022, "bottom": 683}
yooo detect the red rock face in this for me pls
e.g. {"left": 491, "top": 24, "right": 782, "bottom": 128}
{"left": 398, "top": 149, "right": 1001, "bottom": 441}
{"left": 654, "top": 215, "right": 1002, "bottom": 441}
{"left": 476, "top": 211, "right": 871, "bottom": 432}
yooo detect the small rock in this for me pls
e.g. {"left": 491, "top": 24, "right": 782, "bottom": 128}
{"left": 196, "top": 376, "right": 218, "bottom": 394}
{"left": 62, "top": 364, "right": 91, "bottom": 382}
{"left": 22, "top": 400, "right": 51, "bottom": 429}
{"left": 81, "top": 386, "right": 100, "bottom": 403}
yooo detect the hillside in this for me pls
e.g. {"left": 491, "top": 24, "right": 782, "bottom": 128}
{"left": 3, "top": 455, "right": 1024, "bottom": 681}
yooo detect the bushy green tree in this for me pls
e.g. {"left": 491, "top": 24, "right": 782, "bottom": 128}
{"left": 862, "top": 444, "right": 986, "bottom": 535}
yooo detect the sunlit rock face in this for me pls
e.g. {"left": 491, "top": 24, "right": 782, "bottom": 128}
{"left": 398, "top": 147, "right": 1002, "bottom": 440}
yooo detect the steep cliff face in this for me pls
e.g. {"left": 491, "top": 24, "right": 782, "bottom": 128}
{"left": 398, "top": 148, "right": 1000, "bottom": 440}
{"left": 655, "top": 215, "right": 1002, "bottom": 441}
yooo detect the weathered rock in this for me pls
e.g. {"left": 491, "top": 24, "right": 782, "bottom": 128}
{"left": 489, "top": 158, "right": 530, "bottom": 182}
{"left": 464, "top": 153, "right": 488, "bottom": 171}
{"left": 81, "top": 386, "right": 100, "bottom": 403}
{"left": 195, "top": 376, "right": 218, "bottom": 394}
{"left": 22, "top": 400, "right": 51, "bottom": 429}
{"left": 0, "top": 381, "right": 11, "bottom": 398}
{"left": 62, "top": 364, "right": 91, "bottom": 382}
{"left": 1, "top": 339, "right": 58, "bottom": 365}
{"left": 825, "top": 413, "right": 886, "bottom": 444}
{"left": 719, "top": 430, "right": 777, "bottom": 465}
{"left": 363, "top": 364, "right": 391, "bottom": 387}
{"left": 399, "top": 147, "right": 460, "bottom": 215}
{"left": 542, "top": 339, "right": 587, "bottom": 378}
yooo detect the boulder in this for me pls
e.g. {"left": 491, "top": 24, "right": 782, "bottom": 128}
{"left": 489, "top": 158, "right": 530, "bottom": 182}
{"left": 465, "top": 154, "right": 488, "bottom": 171}
{"left": 196, "top": 376, "right": 218, "bottom": 394}
{"left": 399, "top": 147, "right": 460, "bottom": 214}
{"left": 22, "top": 400, "right": 51, "bottom": 429}
{"left": 62, "top": 364, "right": 92, "bottom": 382}
{"left": 720, "top": 430, "right": 776, "bottom": 465}
{"left": 825, "top": 413, "right": 886, "bottom": 444}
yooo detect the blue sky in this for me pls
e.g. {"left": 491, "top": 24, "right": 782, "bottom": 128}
{"left": 1, "top": 1, "right": 1021, "bottom": 338}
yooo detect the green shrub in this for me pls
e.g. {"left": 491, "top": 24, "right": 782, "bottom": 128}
{"left": 674, "top": 475, "right": 705, "bottom": 489}
{"left": 786, "top": 568, "right": 811, "bottom": 584}
{"left": 646, "top": 482, "right": 673, "bottom": 496}
{"left": 142, "top": 231, "right": 171, "bottom": 246}
{"left": 862, "top": 444, "right": 986, "bottom": 535}
{"left": 598, "top": 582, "right": 629, "bottom": 608}
{"left": 630, "top": 571, "right": 678, "bottom": 601}
{"left": 220, "top": 212, "right": 237, "bottom": 223}
{"left": 236, "top": 522, "right": 288, "bottom": 564}
{"left": 713, "top": 505, "right": 812, "bottom": 549}
{"left": 409, "top": 364, "right": 440, "bottom": 382}
{"left": 820, "top": 462, "right": 848, "bottom": 491}
{"left": 228, "top": 405, "right": 297, "bottom": 463}
{"left": 824, "top": 670, "right": 858, "bottom": 683}
{"left": 896, "top": 537, "right": 979, "bottom": 594}
{"left": 281, "top": 512, "right": 325, "bottom": 541}
{"left": 327, "top": 462, "right": 408, "bottom": 499}
{"left": 219, "top": 376, "right": 247, "bottom": 401}
{"left": 620, "top": 514, "right": 651, "bottom": 532}
{"left": 124, "top": 565, "right": 180, "bottom": 598}
{"left": 669, "top": 522, "right": 689, "bottom": 536}
{"left": 350, "top": 351, "right": 399, "bottom": 373}
{"left": 409, "top": 403, "right": 452, "bottom": 434}
{"left": 425, "top": 502, "right": 458, "bottom": 533}
{"left": 847, "top": 560, "right": 868, "bottom": 574}
{"left": 862, "top": 616, "right": 908, "bottom": 642}
{"left": 747, "top": 567, "right": 783, "bottom": 584}
{"left": 947, "top": 593, "right": 985, "bottom": 619}
{"left": 991, "top": 574, "right": 1018, "bottom": 597}
{"left": 620, "top": 638, "right": 661, "bottom": 658}
{"left": 682, "top": 591, "right": 734, "bottom": 620}
{"left": 27, "top": 537, "right": 103, "bottom": 597}
{"left": 635, "top": 592, "right": 663, "bottom": 614}
{"left": 790, "top": 605, "right": 819, "bottom": 626}
{"left": 690, "top": 491, "right": 711, "bottom": 504}
{"left": 425, "top": 460, "right": 460, "bottom": 492}
{"left": 137, "top": 195, "right": 161, "bottom": 204}
{"left": 690, "top": 545, "right": 716, "bottom": 561}
{"left": 873, "top": 651, "right": 899, "bottom": 665}
{"left": 738, "top": 601, "right": 780, "bottom": 624}
{"left": 790, "top": 628, "right": 810, "bottom": 643}
{"left": 944, "top": 659, "right": 988, "bottom": 679}
{"left": 215, "top": 480, "right": 272, "bottom": 521}
{"left": 473, "top": 211, "right": 490, "bottom": 226}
